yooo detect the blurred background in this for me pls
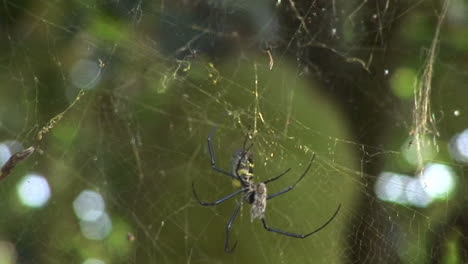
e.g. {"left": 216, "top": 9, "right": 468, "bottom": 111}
{"left": 0, "top": 0, "right": 467, "bottom": 263}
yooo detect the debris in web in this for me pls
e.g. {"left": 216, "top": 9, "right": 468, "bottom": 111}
{"left": 409, "top": 0, "right": 449, "bottom": 170}
{"left": 37, "top": 89, "right": 86, "bottom": 141}
{"left": 0, "top": 146, "right": 35, "bottom": 181}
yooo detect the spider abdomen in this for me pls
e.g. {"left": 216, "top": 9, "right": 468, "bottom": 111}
{"left": 250, "top": 183, "right": 267, "bottom": 221}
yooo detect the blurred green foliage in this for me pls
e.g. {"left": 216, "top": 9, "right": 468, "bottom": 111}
{"left": 0, "top": 0, "right": 468, "bottom": 263}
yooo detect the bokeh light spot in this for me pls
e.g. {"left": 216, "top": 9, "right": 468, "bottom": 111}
{"left": 70, "top": 59, "right": 101, "bottom": 90}
{"left": 419, "top": 163, "right": 455, "bottom": 199}
{"left": 73, "top": 190, "right": 106, "bottom": 221}
{"left": 390, "top": 67, "right": 416, "bottom": 99}
{"left": 0, "top": 240, "right": 17, "bottom": 264}
{"left": 449, "top": 129, "right": 468, "bottom": 163}
{"left": 80, "top": 213, "right": 112, "bottom": 241}
{"left": 375, "top": 172, "right": 406, "bottom": 202}
{"left": 402, "top": 136, "right": 436, "bottom": 166}
{"left": 405, "top": 179, "right": 431, "bottom": 208}
{"left": 83, "top": 258, "right": 105, "bottom": 264}
{"left": 0, "top": 143, "right": 12, "bottom": 167}
{"left": 17, "top": 174, "right": 51, "bottom": 208}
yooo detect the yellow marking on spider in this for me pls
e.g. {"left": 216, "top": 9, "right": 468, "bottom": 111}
{"left": 232, "top": 178, "right": 242, "bottom": 188}
{"left": 237, "top": 168, "right": 253, "bottom": 176}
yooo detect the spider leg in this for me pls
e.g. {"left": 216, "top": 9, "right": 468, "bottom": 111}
{"left": 225, "top": 201, "right": 243, "bottom": 253}
{"left": 263, "top": 168, "right": 292, "bottom": 184}
{"left": 192, "top": 183, "right": 247, "bottom": 206}
{"left": 261, "top": 203, "right": 341, "bottom": 238}
{"left": 267, "top": 154, "right": 315, "bottom": 200}
{"left": 245, "top": 143, "right": 254, "bottom": 152}
{"left": 208, "top": 127, "right": 238, "bottom": 179}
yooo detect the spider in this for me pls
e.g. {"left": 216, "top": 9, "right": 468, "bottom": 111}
{"left": 192, "top": 126, "right": 342, "bottom": 252}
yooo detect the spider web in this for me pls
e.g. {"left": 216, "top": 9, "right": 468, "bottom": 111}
{"left": 0, "top": 0, "right": 466, "bottom": 263}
